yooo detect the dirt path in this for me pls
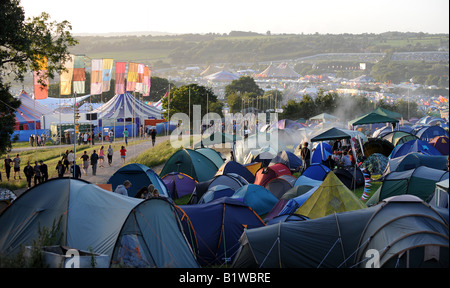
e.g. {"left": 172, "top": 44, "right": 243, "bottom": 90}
{"left": 81, "top": 135, "right": 170, "bottom": 185}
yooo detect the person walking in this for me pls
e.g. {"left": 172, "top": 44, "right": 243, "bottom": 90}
{"left": 56, "top": 160, "right": 65, "bottom": 178}
{"left": 107, "top": 145, "right": 114, "bottom": 166}
{"left": 33, "top": 161, "right": 41, "bottom": 186}
{"left": 98, "top": 146, "right": 105, "bottom": 167}
{"left": 151, "top": 128, "right": 157, "bottom": 147}
{"left": 39, "top": 160, "right": 48, "bottom": 182}
{"left": 4, "top": 155, "right": 12, "bottom": 181}
{"left": 70, "top": 162, "right": 82, "bottom": 179}
{"left": 12, "top": 154, "right": 21, "bottom": 180}
{"left": 62, "top": 150, "right": 70, "bottom": 173}
{"left": 90, "top": 150, "right": 99, "bottom": 176}
{"left": 80, "top": 151, "right": 89, "bottom": 175}
{"left": 123, "top": 128, "right": 129, "bottom": 146}
{"left": 300, "top": 142, "right": 311, "bottom": 172}
{"left": 23, "top": 161, "right": 34, "bottom": 188}
{"left": 120, "top": 146, "right": 127, "bottom": 164}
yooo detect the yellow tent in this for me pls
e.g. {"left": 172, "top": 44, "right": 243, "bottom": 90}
{"left": 295, "top": 172, "right": 367, "bottom": 219}
{"left": 243, "top": 162, "right": 262, "bottom": 176}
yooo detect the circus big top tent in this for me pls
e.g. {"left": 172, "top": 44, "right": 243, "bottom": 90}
{"left": 14, "top": 91, "right": 53, "bottom": 130}
{"left": 91, "top": 92, "right": 162, "bottom": 121}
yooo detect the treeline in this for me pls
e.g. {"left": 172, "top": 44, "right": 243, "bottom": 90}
{"left": 279, "top": 90, "right": 421, "bottom": 122}
{"left": 71, "top": 32, "right": 448, "bottom": 66}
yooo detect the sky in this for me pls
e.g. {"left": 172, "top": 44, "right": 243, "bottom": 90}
{"left": 20, "top": 0, "right": 449, "bottom": 35}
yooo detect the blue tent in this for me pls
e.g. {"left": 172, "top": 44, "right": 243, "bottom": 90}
{"left": 414, "top": 125, "right": 449, "bottom": 142}
{"left": 278, "top": 186, "right": 320, "bottom": 217}
{"left": 177, "top": 197, "right": 265, "bottom": 266}
{"left": 216, "top": 161, "right": 256, "bottom": 184}
{"left": 389, "top": 139, "right": 442, "bottom": 159}
{"left": 311, "top": 142, "right": 333, "bottom": 164}
{"left": 298, "top": 163, "right": 331, "bottom": 182}
{"left": 231, "top": 184, "right": 278, "bottom": 216}
{"left": 270, "top": 150, "right": 303, "bottom": 172}
{"left": 107, "top": 163, "right": 169, "bottom": 198}
{"left": 198, "top": 185, "right": 235, "bottom": 204}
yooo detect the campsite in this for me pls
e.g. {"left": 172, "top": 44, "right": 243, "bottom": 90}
{"left": 1, "top": 104, "right": 448, "bottom": 268}
{"left": 1, "top": 0, "right": 449, "bottom": 271}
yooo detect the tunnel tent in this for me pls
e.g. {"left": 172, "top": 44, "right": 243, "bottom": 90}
{"left": 110, "top": 197, "right": 200, "bottom": 268}
{"left": 382, "top": 152, "right": 448, "bottom": 177}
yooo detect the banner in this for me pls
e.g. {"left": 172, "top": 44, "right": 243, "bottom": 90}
{"left": 91, "top": 59, "right": 103, "bottom": 95}
{"left": 73, "top": 55, "right": 86, "bottom": 94}
{"left": 135, "top": 63, "right": 145, "bottom": 93}
{"left": 60, "top": 54, "right": 75, "bottom": 95}
{"left": 142, "top": 66, "right": 150, "bottom": 96}
{"left": 102, "top": 58, "right": 114, "bottom": 92}
{"left": 115, "top": 62, "right": 127, "bottom": 94}
{"left": 33, "top": 55, "right": 49, "bottom": 99}
{"left": 126, "top": 62, "right": 138, "bottom": 92}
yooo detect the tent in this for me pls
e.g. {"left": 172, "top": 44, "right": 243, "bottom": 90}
{"left": 383, "top": 152, "right": 448, "bottom": 176}
{"left": 255, "top": 62, "right": 299, "bottom": 79}
{"left": 216, "top": 161, "right": 256, "bottom": 184}
{"left": 232, "top": 195, "right": 448, "bottom": 268}
{"left": 195, "top": 148, "right": 225, "bottom": 169}
{"left": 231, "top": 184, "right": 278, "bottom": 216}
{"left": 309, "top": 113, "right": 339, "bottom": 122}
{"left": 0, "top": 178, "right": 142, "bottom": 259}
{"left": 243, "top": 162, "right": 263, "bottom": 176}
{"left": 188, "top": 174, "right": 248, "bottom": 204}
{"left": 159, "top": 149, "right": 219, "bottom": 182}
{"left": 254, "top": 163, "right": 292, "bottom": 187}
{"left": 311, "top": 142, "right": 333, "bottom": 164}
{"left": 372, "top": 125, "right": 414, "bottom": 138}
{"left": 371, "top": 107, "right": 402, "bottom": 120}
{"left": 429, "top": 179, "right": 449, "bottom": 208}
{"left": 294, "top": 172, "right": 367, "bottom": 219}
{"left": 91, "top": 92, "right": 161, "bottom": 120}
{"left": 414, "top": 125, "right": 448, "bottom": 142}
{"left": 177, "top": 197, "right": 265, "bottom": 266}
{"left": 367, "top": 166, "right": 449, "bottom": 205}
{"left": 269, "top": 150, "right": 302, "bottom": 172}
{"left": 333, "top": 166, "right": 365, "bottom": 190}
{"left": 360, "top": 153, "right": 389, "bottom": 175}
{"left": 381, "top": 131, "right": 418, "bottom": 147}
{"left": 204, "top": 70, "right": 239, "bottom": 82}
{"left": 107, "top": 163, "right": 168, "bottom": 198}
{"left": 429, "top": 136, "right": 449, "bottom": 155}
{"left": 349, "top": 112, "right": 399, "bottom": 126}
{"left": 270, "top": 119, "right": 304, "bottom": 130}
{"left": 264, "top": 175, "right": 297, "bottom": 199}
{"left": 161, "top": 172, "right": 197, "bottom": 199}
{"left": 194, "top": 132, "right": 241, "bottom": 148}
{"left": 363, "top": 138, "right": 395, "bottom": 157}
{"left": 389, "top": 139, "right": 442, "bottom": 159}
{"left": 14, "top": 91, "right": 53, "bottom": 130}
{"left": 276, "top": 185, "right": 321, "bottom": 218}
{"left": 110, "top": 197, "right": 199, "bottom": 268}
{"left": 197, "top": 185, "right": 234, "bottom": 204}
{"left": 296, "top": 163, "right": 330, "bottom": 183}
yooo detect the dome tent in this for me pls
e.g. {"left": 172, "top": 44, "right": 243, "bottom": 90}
{"left": 160, "top": 148, "right": 219, "bottom": 183}
{"left": 231, "top": 184, "right": 278, "bottom": 216}
{"left": 107, "top": 163, "right": 168, "bottom": 198}
{"left": 161, "top": 172, "right": 197, "bottom": 199}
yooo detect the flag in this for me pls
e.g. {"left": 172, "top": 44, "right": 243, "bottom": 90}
{"left": 115, "top": 62, "right": 126, "bottom": 94}
{"left": 126, "top": 62, "right": 138, "bottom": 92}
{"left": 91, "top": 59, "right": 103, "bottom": 95}
{"left": 135, "top": 63, "right": 145, "bottom": 93}
{"left": 60, "top": 54, "right": 75, "bottom": 95}
{"left": 142, "top": 66, "right": 151, "bottom": 96}
{"left": 33, "top": 55, "right": 48, "bottom": 99}
{"left": 153, "top": 91, "right": 168, "bottom": 109}
{"left": 73, "top": 55, "right": 86, "bottom": 94}
{"left": 102, "top": 58, "right": 114, "bottom": 92}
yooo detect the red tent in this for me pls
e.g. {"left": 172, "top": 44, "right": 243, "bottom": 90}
{"left": 254, "top": 163, "right": 292, "bottom": 187}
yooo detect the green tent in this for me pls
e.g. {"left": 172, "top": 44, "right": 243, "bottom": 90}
{"left": 367, "top": 166, "right": 449, "bottom": 206}
{"left": 371, "top": 107, "right": 402, "bottom": 119}
{"left": 310, "top": 127, "right": 351, "bottom": 142}
{"left": 159, "top": 148, "right": 219, "bottom": 182}
{"left": 349, "top": 112, "right": 399, "bottom": 126}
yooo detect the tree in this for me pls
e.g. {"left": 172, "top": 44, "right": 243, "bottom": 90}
{"left": 162, "top": 84, "right": 222, "bottom": 126}
{"left": 224, "top": 76, "right": 264, "bottom": 98}
{"left": 0, "top": 0, "right": 77, "bottom": 154}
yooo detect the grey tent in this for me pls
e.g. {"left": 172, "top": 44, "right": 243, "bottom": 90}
{"left": 382, "top": 152, "right": 448, "bottom": 176}
{"left": 110, "top": 197, "right": 199, "bottom": 268}
{"left": 232, "top": 195, "right": 448, "bottom": 268}
{"left": 429, "top": 179, "right": 449, "bottom": 208}
{"left": 0, "top": 178, "right": 199, "bottom": 268}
